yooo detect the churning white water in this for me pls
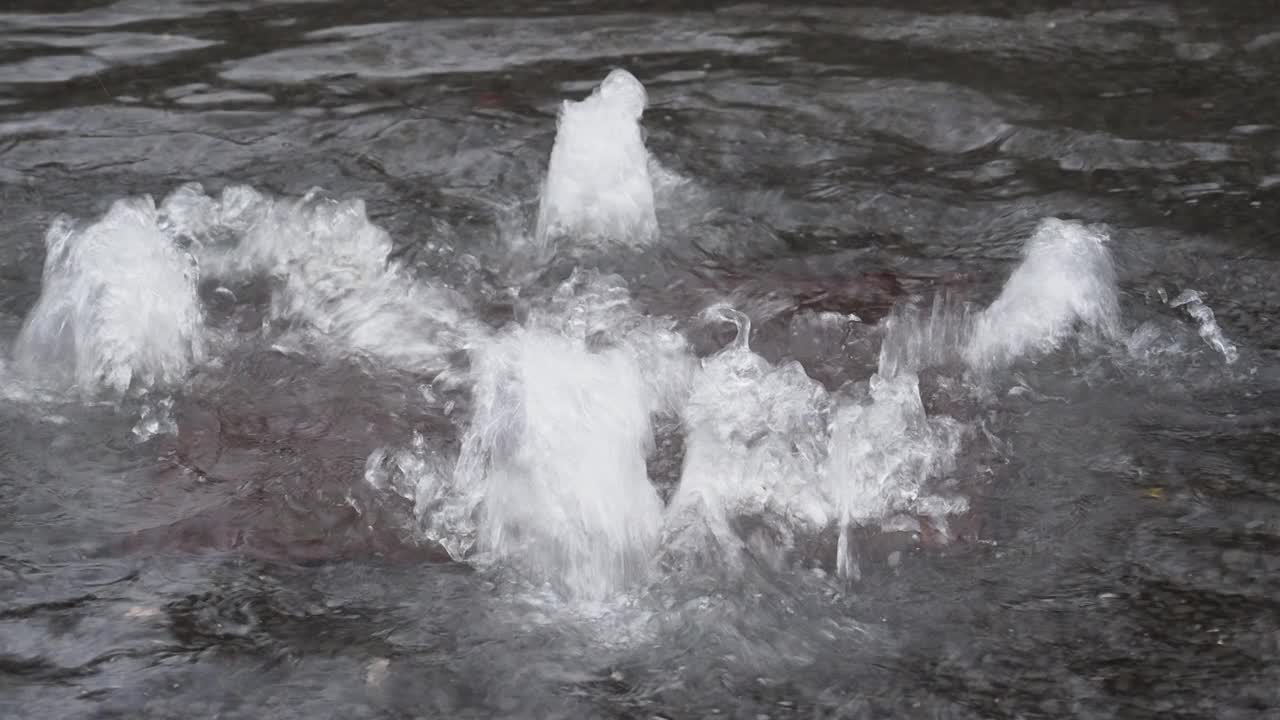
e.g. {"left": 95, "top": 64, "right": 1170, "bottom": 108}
{"left": 162, "top": 182, "right": 479, "bottom": 373}
{"left": 457, "top": 326, "right": 663, "bottom": 599}
{"left": 8, "top": 65, "right": 1237, "bottom": 606}
{"left": 663, "top": 304, "right": 830, "bottom": 566}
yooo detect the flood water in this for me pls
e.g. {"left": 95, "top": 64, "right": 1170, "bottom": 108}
{"left": 2, "top": 1, "right": 1279, "bottom": 718}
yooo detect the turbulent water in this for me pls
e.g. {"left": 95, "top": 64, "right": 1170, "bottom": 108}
{"left": 2, "top": 1, "right": 1279, "bottom": 718}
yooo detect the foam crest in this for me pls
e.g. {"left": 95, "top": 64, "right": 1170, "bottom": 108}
{"left": 665, "top": 304, "right": 831, "bottom": 564}
{"left": 535, "top": 69, "right": 659, "bottom": 251}
{"left": 14, "top": 196, "right": 204, "bottom": 395}
{"left": 965, "top": 218, "right": 1120, "bottom": 371}
{"left": 160, "top": 183, "right": 476, "bottom": 374}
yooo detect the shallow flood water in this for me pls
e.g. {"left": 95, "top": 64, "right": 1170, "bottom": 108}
{"left": 2, "top": 1, "right": 1280, "bottom": 718}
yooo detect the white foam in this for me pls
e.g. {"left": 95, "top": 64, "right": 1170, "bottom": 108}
{"left": 526, "top": 270, "right": 695, "bottom": 415}
{"left": 535, "top": 69, "right": 659, "bottom": 251}
{"left": 14, "top": 196, "right": 204, "bottom": 395}
{"left": 965, "top": 218, "right": 1121, "bottom": 371}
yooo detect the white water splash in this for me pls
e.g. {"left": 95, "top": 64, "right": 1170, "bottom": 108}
{"left": 456, "top": 329, "right": 662, "bottom": 599}
{"left": 1168, "top": 289, "right": 1238, "bottom": 364}
{"left": 877, "top": 292, "right": 974, "bottom": 378}
{"left": 401, "top": 274, "right": 693, "bottom": 600}
{"left": 965, "top": 218, "right": 1120, "bottom": 371}
{"left": 160, "top": 183, "right": 478, "bottom": 374}
{"left": 663, "top": 301, "right": 971, "bottom": 580}
{"left": 665, "top": 304, "right": 831, "bottom": 564}
{"left": 826, "top": 374, "right": 965, "bottom": 522}
{"left": 535, "top": 69, "right": 659, "bottom": 251}
{"left": 14, "top": 196, "right": 204, "bottom": 395}
{"left": 526, "top": 270, "right": 695, "bottom": 415}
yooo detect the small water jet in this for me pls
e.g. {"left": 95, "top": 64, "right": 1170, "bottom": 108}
{"left": 403, "top": 274, "right": 692, "bottom": 600}
{"left": 14, "top": 196, "right": 204, "bottom": 395}
{"left": 965, "top": 218, "right": 1121, "bottom": 371}
{"left": 535, "top": 69, "right": 659, "bottom": 251}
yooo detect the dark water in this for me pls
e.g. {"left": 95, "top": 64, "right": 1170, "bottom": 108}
{"left": 2, "top": 1, "right": 1279, "bottom": 718}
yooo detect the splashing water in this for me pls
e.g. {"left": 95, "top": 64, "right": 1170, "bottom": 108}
{"left": 454, "top": 327, "right": 663, "bottom": 599}
{"left": 1168, "top": 289, "right": 1238, "bottom": 364}
{"left": 825, "top": 373, "right": 966, "bottom": 578}
{"left": 877, "top": 292, "right": 975, "bottom": 379}
{"left": 965, "top": 218, "right": 1121, "bottom": 371}
{"left": 797, "top": 218, "right": 1121, "bottom": 579}
{"left": 664, "top": 304, "right": 831, "bottom": 567}
{"left": 526, "top": 270, "right": 695, "bottom": 415}
{"left": 535, "top": 69, "right": 659, "bottom": 251}
{"left": 14, "top": 181, "right": 479, "bottom": 399}
{"left": 161, "top": 183, "right": 478, "bottom": 374}
{"left": 416, "top": 275, "right": 692, "bottom": 600}
{"left": 813, "top": 217, "right": 1121, "bottom": 577}
{"left": 14, "top": 196, "right": 204, "bottom": 395}
{"left": 7, "top": 65, "right": 1153, "bottom": 608}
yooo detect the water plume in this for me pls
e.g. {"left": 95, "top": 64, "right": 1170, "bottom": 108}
{"left": 965, "top": 218, "right": 1121, "bottom": 371}
{"left": 535, "top": 69, "right": 659, "bottom": 251}
{"left": 414, "top": 273, "right": 691, "bottom": 600}
{"left": 14, "top": 196, "right": 204, "bottom": 395}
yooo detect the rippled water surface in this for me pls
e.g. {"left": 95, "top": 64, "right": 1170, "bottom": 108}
{"left": 2, "top": 1, "right": 1279, "bottom": 718}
